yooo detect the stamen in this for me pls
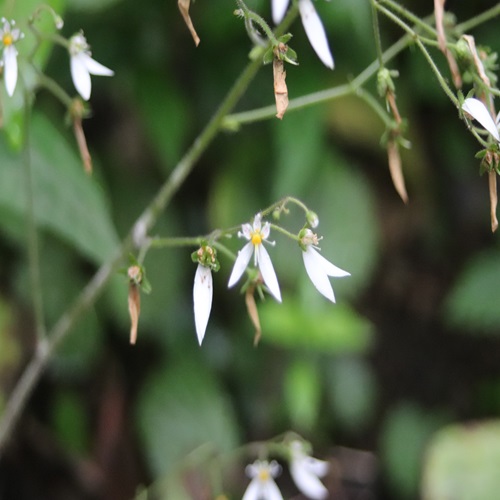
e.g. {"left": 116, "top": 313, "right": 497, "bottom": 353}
{"left": 251, "top": 232, "right": 262, "bottom": 245}
{"left": 3, "top": 33, "right": 12, "bottom": 46}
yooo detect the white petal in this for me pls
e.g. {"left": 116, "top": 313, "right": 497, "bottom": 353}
{"left": 261, "top": 221, "right": 271, "bottom": 240}
{"left": 193, "top": 265, "right": 213, "bottom": 345}
{"left": 299, "top": 0, "right": 334, "bottom": 69}
{"left": 462, "top": 97, "right": 500, "bottom": 141}
{"left": 262, "top": 478, "right": 284, "bottom": 500}
{"left": 272, "top": 0, "right": 290, "bottom": 24}
{"left": 241, "top": 222, "right": 253, "bottom": 240}
{"left": 302, "top": 247, "right": 335, "bottom": 302}
{"left": 71, "top": 53, "right": 92, "bottom": 100}
{"left": 290, "top": 458, "right": 328, "bottom": 500}
{"left": 303, "top": 456, "right": 329, "bottom": 477}
{"left": 312, "top": 249, "right": 350, "bottom": 277}
{"left": 257, "top": 244, "right": 282, "bottom": 302}
{"left": 242, "top": 478, "right": 261, "bottom": 500}
{"left": 80, "top": 52, "right": 114, "bottom": 76}
{"left": 3, "top": 46, "right": 17, "bottom": 97}
{"left": 228, "top": 242, "right": 254, "bottom": 288}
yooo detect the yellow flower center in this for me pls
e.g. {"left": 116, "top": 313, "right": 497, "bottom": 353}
{"left": 3, "top": 33, "right": 13, "bottom": 46}
{"left": 251, "top": 232, "right": 262, "bottom": 246}
{"left": 258, "top": 469, "right": 270, "bottom": 481}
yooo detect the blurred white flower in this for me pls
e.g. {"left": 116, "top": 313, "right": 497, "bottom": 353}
{"left": 301, "top": 229, "right": 350, "bottom": 303}
{"left": 289, "top": 441, "right": 329, "bottom": 499}
{"left": 243, "top": 460, "right": 283, "bottom": 500}
{"left": 228, "top": 213, "right": 282, "bottom": 302}
{"left": 462, "top": 97, "right": 500, "bottom": 142}
{"left": 193, "top": 264, "right": 213, "bottom": 345}
{"left": 0, "top": 18, "right": 23, "bottom": 97}
{"left": 69, "top": 32, "right": 114, "bottom": 100}
{"left": 271, "top": 0, "right": 334, "bottom": 69}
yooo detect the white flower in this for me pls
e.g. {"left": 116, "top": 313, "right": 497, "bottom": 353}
{"left": 271, "top": 0, "right": 334, "bottom": 69}
{"left": 301, "top": 229, "right": 350, "bottom": 303}
{"left": 462, "top": 97, "right": 500, "bottom": 142}
{"left": 289, "top": 441, "right": 329, "bottom": 500}
{"left": 228, "top": 213, "right": 282, "bottom": 302}
{"left": 0, "top": 18, "right": 23, "bottom": 97}
{"left": 243, "top": 460, "right": 283, "bottom": 500}
{"left": 193, "top": 264, "right": 213, "bottom": 345}
{"left": 69, "top": 32, "right": 114, "bottom": 100}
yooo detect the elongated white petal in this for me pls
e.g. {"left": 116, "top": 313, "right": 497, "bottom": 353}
{"left": 290, "top": 458, "right": 329, "bottom": 499}
{"left": 193, "top": 265, "right": 213, "bottom": 345}
{"left": 228, "top": 242, "right": 253, "bottom": 288}
{"left": 312, "top": 249, "right": 350, "bottom": 277}
{"left": 302, "top": 247, "right": 335, "bottom": 302}
{"left": 304, "top": 456, "right": 329, "bottom": 477}
{"left": 80, "top": 52, "right": 114, "bottom": 76}
{"left": 257, "top": 244, "right": 282, "bottom": 302}
{"left": 299, "top": 0, "right": 334, "bottom": 69}
{"left": 242, "top": 478, "right": 261, "bottom": 500}
{"left": 3, "top": 45, "right": 17, "bottom": 97}
{"left": 462, "top": 97, "right": 500, "bottom": 141}
{"left": 272, "top": 0, "right": 290, "bottom": 24}
{"left": 71, "top": 53, "right": 92, "bottom": 100}
{"left": 262, "top": 479, "right": 284, "bottom": 500}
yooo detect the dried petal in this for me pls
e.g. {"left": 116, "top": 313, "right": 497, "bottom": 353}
{"left": 128, "top": 283, "right": 140, "bottom": 344}
{"left": 273, "top": 57, "right": 288, "bottom": 119}
{"left": 178, "top": 0, "right": 200, "bottom": 46}
{"left": 387, "top": 138, "right": 408, "bottom": 203}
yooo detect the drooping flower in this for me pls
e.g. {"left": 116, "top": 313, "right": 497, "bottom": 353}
{"left": 271, "top": 0, "right": 334, "bottom": 69}
{"left": 243, "top": 460, "right": 283, "bottom": 500}
{"left": 228, "top": 213, "right": 282, "bottom": 302}
{"left": 69, "top": 31, "right": 114, "bottom": 100}
{"left": 289, "top": 441, "right": 329, "bottom": 500}
{"left": 192, "top": 245, "right": 219, "bottom": 345}
{"left": 300, "top": 229, "right": 350, "bottom": 303}
{"left": 0, "top": 18, "right": 23, "bottom": 97}
{"left": 462, "top": 97, "right": 500, "bottom": 142}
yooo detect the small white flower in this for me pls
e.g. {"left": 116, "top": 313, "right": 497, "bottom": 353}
{"left": 69, "top": 32, "right": 114, "bottom": 100}
{"left": 243, "top": 460, "right": 283, "bottom": 500}
{"left": 228, "top": 213, "right": 282, "bottom": 302}
{"left": 193, "top": 264, "right": 213, "bottom": 345}
{"left": 301, "top": 229, "right": 350, "bottom": 303}
{"left": 271, "top": 0, "right": 334, "bottom": 69}
{"left": 0, "top": 18, "right": 23, "bottom": 97}
{"left": 462, "top": 97, "right": 500, "bottom": 142}
{"left": 289, "top": 441, "right": 329, "bottom": 500}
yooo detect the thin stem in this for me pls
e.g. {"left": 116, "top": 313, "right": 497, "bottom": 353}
{"left": 378, "top": 0, "right": 437, "bottom": 37}
{"left": 223, "top": 33, "right": 411, "bottom": 127}
{"left": 376, "top": 3, "right": 459, "bottom": 107}
{"left": 356, "top": 87, "right": 394, "bottom": 128}
{"left": 370, "top": 0, "right": 385, "bottom": 68}
{"left": 456, "top": 3, "right": 500, "bottom": 34}
{"left": 22, "top": 91, "right": 46, "bottom": 341}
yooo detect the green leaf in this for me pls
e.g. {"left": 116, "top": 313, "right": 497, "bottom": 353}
{"left": 136, "top": 358, "right": 240, "bottom": 478}
{"left": 422, "top": 420, "right": 500, "bottom": 500}
{"left": 258, "top": 299, "right": 373, "bottom": 353}
{"left": 326, "top": 356, "right": 377, "bottom": 432}
{"left": 380, "top": 403, "right": 448, "bottom": 499}
{"left": 284, "top": 359, "right": 321, "bottom": 431}
{"left": 0, "top": 112, "right": 119, "bottom": 264}
{"left": 444, "top": 250, "right": 500, "bottom": 333}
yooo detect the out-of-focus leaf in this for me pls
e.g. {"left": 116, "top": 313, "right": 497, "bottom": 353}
{"left": 14, "top": 236, "right": 103, "bottom": 378}
{"left": 444, "top": 250, "right": 500, "bottom": 333}
{"left": 52, "top": 390, "right": 90, "bottom": 455}
{"left": 67, "top": 0, "right": 123, "bottom": 12}
{"left": 136, "top": 358, "right": 239, "bottom": 478}
{"left": 380, "top": 402, "right": 448, "bottom": 499}
{"left": 0, "top": 112, "right": 119, "bottom": 265}
{"left": 326, "top": 356, "right": 377, "bottom": 432}
{"left": 284, "top": 358, "right": 321, "bottom": 431}
{"left": 422, "top": 420, "right": 500, "bottom": 500}
{"left": 258, "top": 299, "right": 373, "bottom": 353}
{"left": 135, "top": 71, "right": 190, "bottom": 171}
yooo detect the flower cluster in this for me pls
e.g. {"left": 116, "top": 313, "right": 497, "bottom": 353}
{"left": 0, "top": 16, "right": 112, "bottom": 100}
{"left": 272, "top": 0, "right": 334, "bottom": 69}
{"left": 243, "top": 441, "right": 329, "bottom": 499}
{"left": 192, "top": 212, "right": 350, "bottom": 344}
